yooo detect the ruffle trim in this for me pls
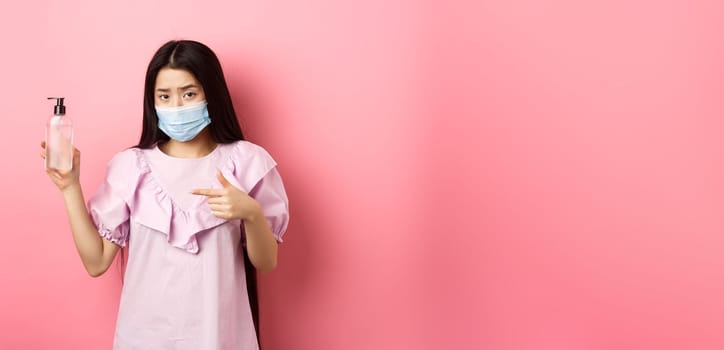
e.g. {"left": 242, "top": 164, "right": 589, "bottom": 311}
{"left": 99, "top": 225, "right": 127, "bottom": 248}
{"left": 124, "top": 141, "right": 276, "bottom": 254}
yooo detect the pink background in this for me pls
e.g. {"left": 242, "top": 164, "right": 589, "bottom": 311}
{"left": 1, "top": 0, "right": 723, "bottom": 349}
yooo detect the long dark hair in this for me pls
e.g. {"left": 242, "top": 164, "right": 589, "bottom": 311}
{"left": 136, "top": 40, "right": 245, "bottom": 148}
{"left": 131, "top": 39, "right": 260, "bottom": 343}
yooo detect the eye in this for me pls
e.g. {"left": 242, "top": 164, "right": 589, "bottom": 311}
{"left": 183, "top": 92, "right": 197, "bottom": 99}
{"left": 158, "top": 94, "right": 169, "bottom": 101}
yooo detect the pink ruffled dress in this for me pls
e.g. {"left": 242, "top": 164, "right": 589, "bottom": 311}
{"left": 87, "top": 140, "right": 289, "bottom": 350}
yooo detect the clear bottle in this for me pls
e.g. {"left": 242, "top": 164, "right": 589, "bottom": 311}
{"left": 45, "top": 97, "right": 73, "bottom": 171}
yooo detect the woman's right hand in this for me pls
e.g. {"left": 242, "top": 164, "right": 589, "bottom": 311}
{"left": 41, "top": 141, "right": 81, "bottom": 192}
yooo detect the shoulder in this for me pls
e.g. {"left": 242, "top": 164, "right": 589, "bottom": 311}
{"left": 222, "top": 140, "right": 277, "bottom": 166}
{"left": 108, "top": 147, "right": 141, "bottom": 166}
{"left": 225, "top": 140, "right": 273, "bottom": 156}
{"left": 218, "top": 140, "right": 279, "bottom": 191}
{"left": 103, "top": 147, "right": 147, "bottom": 182}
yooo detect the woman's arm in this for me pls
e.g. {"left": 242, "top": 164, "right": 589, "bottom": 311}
{"left": 241, "top": 205, "right": 279, "bottom": 273}
{"left": 62, "top": 183, "right": 121, "bottom": 277}
{"left": 42, "top": 143, "right": 120, "bottom": 277}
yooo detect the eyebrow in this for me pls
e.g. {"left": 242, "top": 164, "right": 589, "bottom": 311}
{"left": 156, "top": 84, "right": 199, "bottom": 92}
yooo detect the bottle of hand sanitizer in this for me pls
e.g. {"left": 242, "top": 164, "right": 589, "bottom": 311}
{"left": 45, "top": 97, "right": 73, "bottom": 171}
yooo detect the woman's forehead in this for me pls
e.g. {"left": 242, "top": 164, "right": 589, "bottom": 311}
{"left": 155, "top": 68, "right": 200, "bottom": 88}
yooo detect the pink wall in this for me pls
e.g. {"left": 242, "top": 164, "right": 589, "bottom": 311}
{"left": 1, "top": 0, "right": 723, "bottom": 349}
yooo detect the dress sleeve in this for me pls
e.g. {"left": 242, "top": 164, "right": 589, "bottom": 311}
{"left": 87, "top": 150, "right": 135, "bottom": 247}
{"left": 223, "top": 142, "right": 290, "bottom": 243}
{"left": 248, "top": 166, "right": 290, "bottom": 243}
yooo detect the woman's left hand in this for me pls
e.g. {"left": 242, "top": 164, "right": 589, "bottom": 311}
{"left": 192, "top": 171, "right": 262, "bottom": 221}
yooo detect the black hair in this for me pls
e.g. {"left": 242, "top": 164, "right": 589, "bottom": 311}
{"left": 136, "top": 39, "right": 245, "bottom": 148}
{"left": 130, "top": 39, "right": 260, "bottom": 344}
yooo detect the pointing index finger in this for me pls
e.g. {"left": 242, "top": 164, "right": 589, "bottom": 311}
{"left": 191, "top": 188, "right": 224, "bottom": 197}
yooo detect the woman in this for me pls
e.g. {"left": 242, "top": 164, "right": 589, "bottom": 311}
{"left": 41, "top": 39, "right": 289, "bottom": 349}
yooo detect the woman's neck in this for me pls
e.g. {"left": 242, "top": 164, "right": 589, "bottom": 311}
{"left": 158, "top": 129, "right": 217, "bottom": 158}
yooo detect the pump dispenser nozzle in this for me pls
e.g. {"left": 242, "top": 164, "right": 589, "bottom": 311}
{"left": 47, "top": 97, "right": 66, "bottom": 115}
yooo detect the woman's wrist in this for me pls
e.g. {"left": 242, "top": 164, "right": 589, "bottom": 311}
{"left": 61, "top": 182, "right": 82, "bottom": 197}
{"left": 242, "top": 201, "right": 264, "bottom": 223}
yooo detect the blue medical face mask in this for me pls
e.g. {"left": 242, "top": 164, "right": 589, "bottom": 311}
{"left": 155, "top": 101, "right": 211, "bottom": 142}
